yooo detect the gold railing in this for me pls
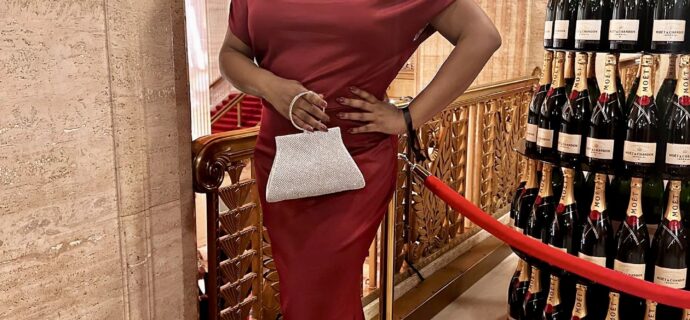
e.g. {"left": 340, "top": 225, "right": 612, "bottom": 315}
{"left": 192, "top": 75, "right": 538, "bottom": 319}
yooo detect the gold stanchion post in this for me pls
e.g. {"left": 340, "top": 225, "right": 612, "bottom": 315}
{"left": 379, "top": 199, "right": 395, "bottom": 320}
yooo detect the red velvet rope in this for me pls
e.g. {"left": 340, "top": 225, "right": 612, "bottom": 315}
{"left": 424, "top": 175, "right": 690, "bottom": 309}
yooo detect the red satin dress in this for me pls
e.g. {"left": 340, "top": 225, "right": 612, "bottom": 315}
{"left": 228, "top": 1, "right": 454, "bottom": 319}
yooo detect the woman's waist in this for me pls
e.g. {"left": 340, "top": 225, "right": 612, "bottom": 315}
{"left": 257, "top": 105, "right": 395, "bottom": 154}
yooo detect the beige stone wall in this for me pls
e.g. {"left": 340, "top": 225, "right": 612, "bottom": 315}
{"left": 0, "top": 1, "right": 198, "bottom": 319}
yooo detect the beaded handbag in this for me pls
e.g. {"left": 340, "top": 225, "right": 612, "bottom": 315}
{"left": 265, "top": 91, "right": 366, "bottom": 203}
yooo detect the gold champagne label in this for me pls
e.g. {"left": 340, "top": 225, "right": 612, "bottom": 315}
{"left": 559, "top": 168, "right": 576, "bottom": 206}
{"left": 602, "top": 54, "right": 619, "bottom": 95}
{"left": 676, "top": 55, "right": 690, "bottom": 98}
{"left": 526, "top": 159, "right": 538, "bottom": 189}
{"left": 606, "top": 292, "right": 621, "bottom": 320}
{"left": 572, "top": 283, "right": 588, "bottom": 317}
{"left": 637, "top": 55, "right": 655, "bottom": 98}
{"left": 519, "top": 259, "right": 530, "bottom": 282}
{"left": 529, "top": 266, "right": 542, "bottom": 293}
{"left": 591, "top": 173, "right": 608, "bottom": 212}
{"left": 539, "top": 163, "right": 554, "bottom": 197}
{"left": 546, "top": 275, "right": 561, "bottom": 307}
{"left": 540, "top": 51, "right": 555, "bottom": 86}
{"left": 665, "top": 180, "right": 682, "bottom": 222}
{"left": 573, "top": 53, "right": 589, "bottom": 92}
{"left": 644, "top": 301, "right": 657, "bottom": 320}
{"left": 626, "top": 177, "right": 644, "bottom": 218}
{"left": 565, "top": 51, "right": 575, "bottom": 80}
{"left": 553, "top": 51, "right": 566, "bottom": 88}
{"left": 587, "top": 52, "right": 597, "bottom": 78}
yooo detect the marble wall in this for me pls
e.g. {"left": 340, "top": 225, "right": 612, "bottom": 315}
{"left": 0, "top": 1, "right": 198, "bottom": 319}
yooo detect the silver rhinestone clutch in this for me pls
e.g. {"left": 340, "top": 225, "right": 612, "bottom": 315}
{"left": 265, "top": 126, "right": 366, "bottom": 203}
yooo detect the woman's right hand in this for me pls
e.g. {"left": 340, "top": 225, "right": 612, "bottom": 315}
{"left": 262, "top": 77, "right": 330, "bottom": 132}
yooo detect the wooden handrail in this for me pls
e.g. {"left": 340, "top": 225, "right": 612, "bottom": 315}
{"left": 211, "top": 93, "right": 246, "bottom": 125}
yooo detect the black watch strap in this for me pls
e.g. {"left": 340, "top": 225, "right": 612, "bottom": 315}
{"left": 402, "top": 106, "right": 427, "bottom": 163}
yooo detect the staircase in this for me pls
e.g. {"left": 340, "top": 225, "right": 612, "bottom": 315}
{"left": 210, "top": 93, "right": 263, "bottom": 133}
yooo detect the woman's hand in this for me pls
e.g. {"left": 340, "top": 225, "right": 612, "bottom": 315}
{"left": 262, "top": 77, "right": 330, "bottom": 132}
{"left": 337, "top": 87, "right": 407, "bottom": 135}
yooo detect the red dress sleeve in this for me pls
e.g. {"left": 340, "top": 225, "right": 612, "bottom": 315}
{"left": 228, "top": 0, "right": 251, "bottom": 47}
{"left": 404, "top": 0, "right": 457, "bottom": 43}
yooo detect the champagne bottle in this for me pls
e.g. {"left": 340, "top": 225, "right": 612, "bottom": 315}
{"left": 586, "top": 54, "right": 626, "bottom": 175}
{"left": 554, "top": 0, "right": 579, "bottom": 50}
{"left": 548, "top": 168, "right": 580, "bottom": 318}
{"left": 623, "top": 55, "right": 660, "bottom": 178}
{"left": 528, "top": 163, "right": 557, "bottom": 243}
{"left": 544, "top": 274, "right": 570, "bottom": 320}
{"left": 509, "top": 259, "right": 531, "bottom": 320}
{"left": 546, "top": 0, "right": 558, "bottom": 48}
{"left": 587, "top": 53, "right": 601, "bottom": 108}
{"left": 605, "top": 292, "right": 621, "bottom": 320}
{"left": 613, "top": 177, "right": 649, "bottom": 320}
{"left": 565, "top": 52, "right": 577, "bottom": 94}
{"left": 683, "top": 308, "right": 690, "bottom": 320}
{"left": 559, "top": 53, "right": 591, "bottom": 168}
{"left": 662, "top": 55, "right": 690, "bottom": 178}
{"left": 517, "top": 159, "right": 540, "bottom": 235}
{"left": 570, "top": 283, "right": 589, "bottom": 320}
{"left": 539, "top": 52, "right": 568, "bottom": 161}
{"left": 650, "top": 0, "right": 690, "bottom": 54}
{"left": 580, "top": 173, "right": 614, "bottom": 319}
{"left": 609, "top": 0, "right": 651, "bottom": 53}
{"left": 550, "top": 168, "right": 582, "bottom": 255}
{"left": 643, "top": 300, "right": 658, "bottom": 320}
{"left": 512, "top": 159, "right": 529, "bottom": 229}
{"left": 651, "top": 180, "right": 688, "bottom": 319}
{"left": 656, "top": 55, "right": 678, "bottom": 121}
{"left": 575, "top": 0, "right": 613, "bottom": 51}
{"left": 524, "top": 266, "right": 549, "bottom": 320}
{"left": 528, "top": 51, "right": 555, "bottom": 154}
{"left": 626, "top": 62, "right": 642, "bottom": 116}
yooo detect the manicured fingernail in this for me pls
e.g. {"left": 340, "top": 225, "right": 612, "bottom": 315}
{"left": 349, "top": 86, "right": 356, "bottom": 92}
{"left": 306, "top": 126, "right": 314, "bottom": 132}
{"left": 320, "top": 125, "right": 328, "bottom": 131}
{"left": 337, "top": 113, "right": 344, "bottom": 118}
{"left": 321, "top": 102, "right": 328, "bottom": 107}
{"left": 337, "top": 97, "right": 345, "bottom": 103}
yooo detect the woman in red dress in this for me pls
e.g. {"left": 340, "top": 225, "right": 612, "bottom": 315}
{"left": 219, "top": 1, "right": 500, "bottom": 318}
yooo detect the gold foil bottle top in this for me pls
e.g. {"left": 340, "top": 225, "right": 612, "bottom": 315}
{"left": 529, "top": 266, "right": 542, "bottom": 293}
{"left": 573, "top": 52, "right": 589, "bottom": 92}
{"left": 546, "top": 275, "right": 561, "bottom": 307}
{"left": 565, "top": 51, "right": 575, "bottom": 80}
{"left": 676, "top": 55, "right": 690, "bottom": 98}
{"left": 572, "top": 283, "right": 588, "bottom": 317}
{"left": 553, "top": 51, "right": 566, "bottom": 88}
{"left": 587, "top": 52, "right": 597, "bottom": 79}
{"left": 607, "top": 292, "right": 621, "bottom": 320}
{"left": 626, "top": 177, "right": 644, "bottom": 218}
{"left": 540, "top": 51, "right": 555, "bottom": 86}
{"left": 637, "top": 55, "right": 656, "bottom": 98}
{"left": 591, "top": 173, "right": 608, "bottom": 213}
{"left": 602, "top": 54, "right": 619, "bottom": 95}
{"left": 539, "top": 163, "right": 554, "bottom": 197}
{"left": 667, "top": 54, "right": 678, "bottom": 80}
{"left": 525, "top": 159, "right": 539, "bottom": 189}
{"left": 559, "top": 168, "right": 576, "bottom": 206}
{"left": 645, "top": 301, "right": 657, "bottom": 320}
{"left": 665, "top": 180, "right": 682, "bottom": 223}
{"left": 518, "top": 259, "right": 530, "bottom": 282}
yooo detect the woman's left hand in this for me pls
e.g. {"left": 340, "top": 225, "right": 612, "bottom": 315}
{"left": 336, "top": 87, "right": 407, "bottom": 135}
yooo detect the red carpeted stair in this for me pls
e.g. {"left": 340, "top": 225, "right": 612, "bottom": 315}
{"left": 210, "top": 93, "right": 263, "bottom": 133}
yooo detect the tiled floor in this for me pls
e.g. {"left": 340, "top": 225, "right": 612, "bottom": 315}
{"left": 432, "top": 254, "right": 518, "bottom": 320}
